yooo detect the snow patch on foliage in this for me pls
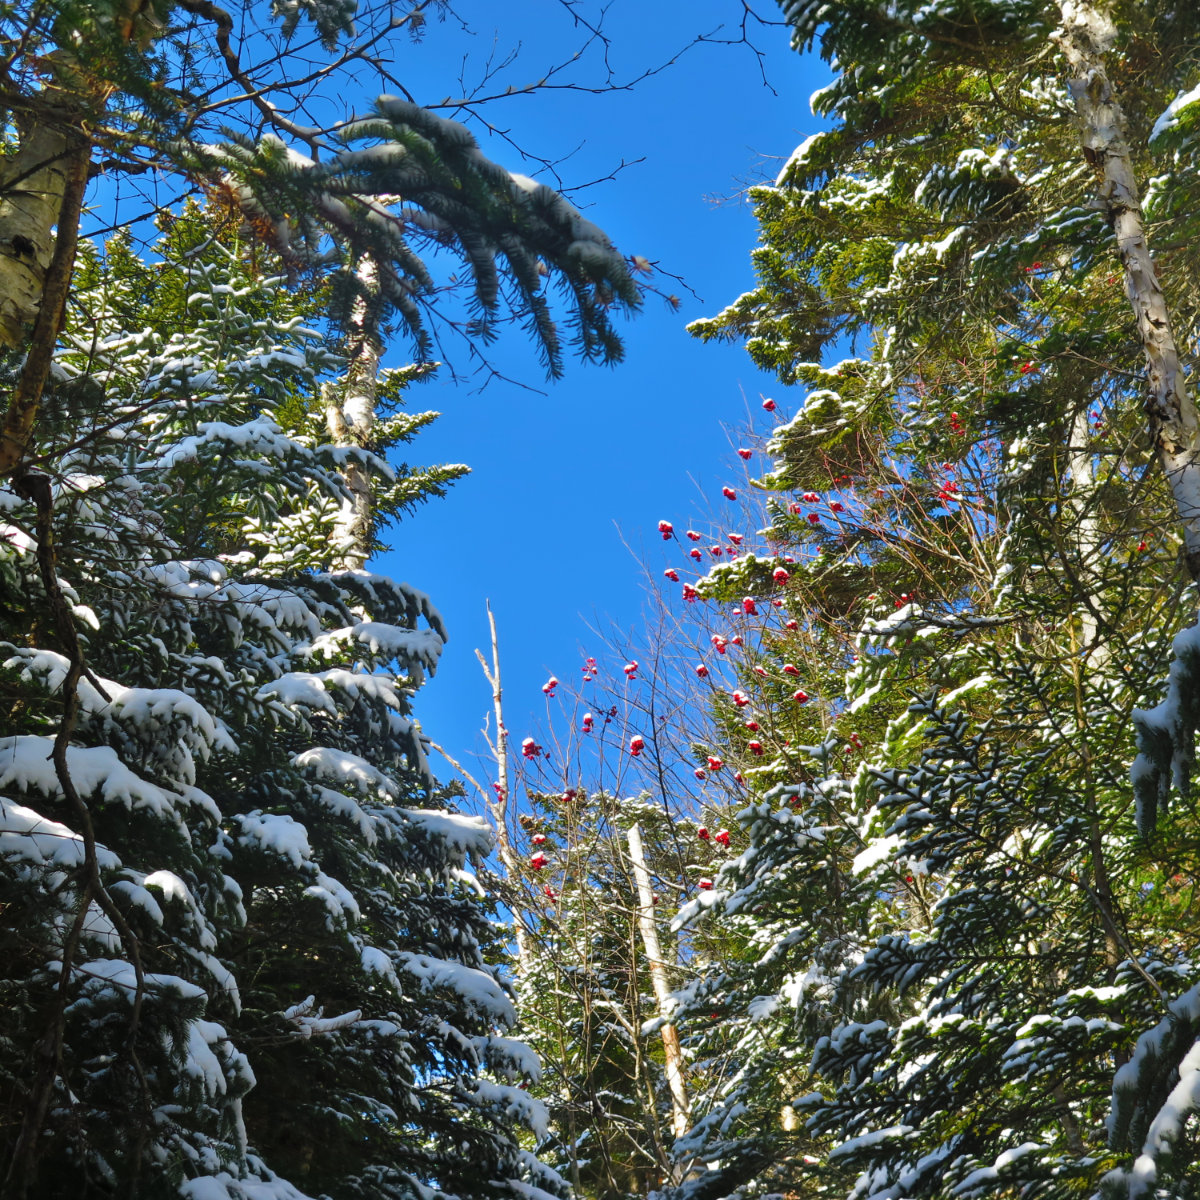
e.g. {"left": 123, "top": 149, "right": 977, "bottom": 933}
{"left": 293, "top": 746, "right": 398, "bottom": 798}
{"left": 1103, "top": 983, "right": 1200, "bottom": 1198}
{"left": 1151, "top": 80, "right": 1200, "bottom": 143}
{"left": 1131, "top": 620, "right": 1200, "bottom": 835}
{"left": 400, "top": 807, "right": 493, "bottom": 859}
{"left": 0, "top": 736, "right": 189, "bottom": 829}
{"left": 396, "top": 952, "right": 515, "bottom": 1024}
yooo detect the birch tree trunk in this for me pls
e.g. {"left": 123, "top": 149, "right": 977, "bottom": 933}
{"left": 1067, "top": 404, "right": 1106, "bottom": 663}
{"left": 1055, "top": 0, "right": 1200, "bottom": 581}
{"left": 475, "top": 603, "right": 533, "bottom": 973}
{"left": 325, "top": 259, "right": 381, "bottom": 571}
{"left": 0, "top": 120, "right": 74, "bottom": 349}
{"left": 625, "top": 821, "right": 691, "bottom": 1146}
{"left": 0, "top": 124, "right": 91, "bottom": 477}
{"left": 0, "top": 3, "right": 168, "bottom": 477}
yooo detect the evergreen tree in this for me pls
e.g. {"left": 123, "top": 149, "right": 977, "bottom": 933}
{"left": 0, "top": 4, "right": 648, "bottom": 1194}
{"left": 0, "top": 209, "right": 562, "bottom": 1199}
{"left": 666, "top": 3, "right": 1200, "bottom": 1198}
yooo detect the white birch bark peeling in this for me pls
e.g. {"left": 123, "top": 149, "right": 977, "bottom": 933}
{"left": 1055, "top": 1, "right": 1200, "bottom": 580}
{"left": 0, "top": 121, "right": 72, "bottom": 348}
{"left": 1068, "top": 405, "right": 1107, "bottom": 667}
{"left": 326, "top": 259, "right": 381, "bottom": 571}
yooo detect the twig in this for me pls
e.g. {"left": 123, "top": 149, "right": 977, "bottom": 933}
{"left": 3, "top": 470, "right": 149, "bottom": 1197}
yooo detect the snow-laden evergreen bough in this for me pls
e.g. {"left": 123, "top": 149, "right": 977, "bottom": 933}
{"left": 672, "top": 1, "right": 1200, "bottom": 1197}
{"left": 0, "top": 0, "right": 642, "bottom": 479}
{"left": 0, "top": 214, "right": 562, "bottom": 1200}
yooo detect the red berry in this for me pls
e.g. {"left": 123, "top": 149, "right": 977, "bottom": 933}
{"left": 722, "top": 486, "right": 737, "bottom": 501}
{"left": 762, "top": 398, "right": 776, "bottom": 412}
{"left": 664, "top": 568, "right": 679, "bottom": 582}
{"left": 695, "top": 663, "right": 709, "bottom": 678}
{"left": 737, "top": 448, "right": 752, "bottom": 460}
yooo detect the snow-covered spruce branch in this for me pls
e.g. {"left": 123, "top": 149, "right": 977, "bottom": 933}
{"left": 3, "top": 471, "right": 151, "bottom": 1200}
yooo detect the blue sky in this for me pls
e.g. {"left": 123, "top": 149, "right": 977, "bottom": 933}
{"left": 371, "top": 2, "right": 830, "bottom": 791}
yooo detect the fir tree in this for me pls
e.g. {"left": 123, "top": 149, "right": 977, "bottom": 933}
{"left": 0, "top": 210, "right": 562, "bottom": 1199}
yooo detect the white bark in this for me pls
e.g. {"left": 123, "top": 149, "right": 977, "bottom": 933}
{"left": 625, "top": 821, "right": 691, "bottom": 1143}
{"left": 326, "top": 259, "right": 381, "bottom": 571}
{"left": 0, "top": 121, "right": 72, "bottom": 348}
{"left": 476, "top": 603, "right": 532, "bottom": 973}
{"left": 1055, "top": 1, "right": 1200, "bottom": 580}
{"left": 1067, "top": 405, "right": 1106, "bottom": 666}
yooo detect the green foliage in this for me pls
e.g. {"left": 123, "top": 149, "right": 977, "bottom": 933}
{"left": 0, "top": 215, "right": 553, "bottom": 1199}
{"left": 0, "top": 1, "right": 641, "bottom": 380}
{"left": 510, "top": 789, "right": 688, "bottom": 1200}
{"left": 664, "top": 4, "right": 1200, "bottom": 1199}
